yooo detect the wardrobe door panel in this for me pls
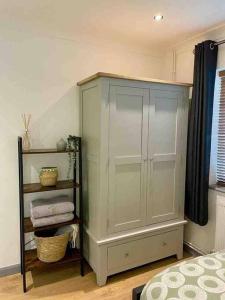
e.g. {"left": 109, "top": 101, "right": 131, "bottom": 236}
{"left": 152, "top": 160, "right": 175, "bottom": 216}
{"left": 108, "top": 86, "right": 149, "bottom": 233}
{"left": 154, "top": 98, "right": 177, "bottom": 154}
{"left": 114, "top": 164, "right": 142, "bottom": 226}
{"left": 147, "top": 89, "right": 183, "bottom": 224}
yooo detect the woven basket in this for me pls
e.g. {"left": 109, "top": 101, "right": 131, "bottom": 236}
{"left": 39, "top": 167, "right": 58, "bottom": 187}
{"left": 35, "top": 230, "right": 69, "bottom": 263}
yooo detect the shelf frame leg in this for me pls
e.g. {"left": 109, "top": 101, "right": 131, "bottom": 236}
{"left": 22, "top": 272, "right": 27, "bottom": 293}
{"left": 18, "top": 137, "right": 27, "bottom": 292}
{"left": 78, "top": 137, "right": 84, "bottom": 277}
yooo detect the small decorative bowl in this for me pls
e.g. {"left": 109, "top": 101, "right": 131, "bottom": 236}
{"left": 39, "top": 167, "right": 58, "bottom": 187}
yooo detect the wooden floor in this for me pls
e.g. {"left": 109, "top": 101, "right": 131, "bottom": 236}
{"left": 0, "top": 252, "right": 192, "bottom": 300}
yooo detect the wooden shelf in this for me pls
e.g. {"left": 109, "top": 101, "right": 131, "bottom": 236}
{"left": 23, "top": 180, "right": 80, "bottom": 194}
{"left": 23, "top": 149, "right": 75, "bottom": 154}
{"left": 24, "top": 217, "right": 81, "bottom": 233}
{"left": 18, "top": 136, "right": 84, "bottom": 292}
{"left": 25, "top": 248, "right": 82, "bottom": 272}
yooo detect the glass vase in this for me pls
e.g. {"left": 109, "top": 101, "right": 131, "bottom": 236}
{"left": 22, "top": 130, "right": 31, "bottom": 151}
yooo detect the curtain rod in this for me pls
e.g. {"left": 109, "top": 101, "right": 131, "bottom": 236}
{"left": 210, "top": 39, "right": 225, "bottom": 49}
{"left": 214, "top": 39, "right": 225, "bottom": 47}
{"left": 193, "top": 39, "right": 225, "bottom": 54}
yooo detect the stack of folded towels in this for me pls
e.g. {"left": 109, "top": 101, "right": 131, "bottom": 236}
{"left": 30, "top": 195, "right": 74, "bottom": 228}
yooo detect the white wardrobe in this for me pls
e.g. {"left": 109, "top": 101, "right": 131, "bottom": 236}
{"left": 78, "top": 72, "right": 191, "bottom": 286}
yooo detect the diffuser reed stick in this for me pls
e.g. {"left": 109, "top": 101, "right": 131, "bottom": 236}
{"left": 22, "top": 113, "right": 31, "bottom": 150}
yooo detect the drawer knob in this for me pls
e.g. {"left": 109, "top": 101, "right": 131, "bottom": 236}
{"left": 124, "top": 252, "right": 129, "bottom": 258}
{"left": 162, "top": 241, "right": 167, "bottom": 247}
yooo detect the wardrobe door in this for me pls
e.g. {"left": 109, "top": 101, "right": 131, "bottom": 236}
{"left": 108, "top": 85, "right": 149, "bottom": 233}
{"left": 147, "top": 88, "right": 184, "bottom": 224}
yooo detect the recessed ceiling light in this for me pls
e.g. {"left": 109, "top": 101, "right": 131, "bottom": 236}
{"left": 154, "top": 15, "right": 163, "bottom": 21}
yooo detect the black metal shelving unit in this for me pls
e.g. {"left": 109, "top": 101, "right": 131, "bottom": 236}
{"left": 18, "top": 136, "right": 84, "bottom": 292}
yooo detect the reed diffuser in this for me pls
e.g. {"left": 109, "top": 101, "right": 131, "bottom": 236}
{"left": 22, "top": 113, "right": 31, "bottom": 150}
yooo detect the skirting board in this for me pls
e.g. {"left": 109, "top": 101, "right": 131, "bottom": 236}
{"left": 0, "top": 264, "right": 20, "bottom": 277}
{"left": 184, "top": 241, "right": 206, "bottom": 257}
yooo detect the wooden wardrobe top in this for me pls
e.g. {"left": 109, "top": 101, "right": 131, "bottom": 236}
{"left": 77, "top": 72, "right": 193, "bottom": 87}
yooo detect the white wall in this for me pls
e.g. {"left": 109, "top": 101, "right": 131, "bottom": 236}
{"left": 164, "top": 24, "right": 225, "bottom": 254}
{"left": 0, "top": 27, "right": 164, "bottom": 269}
{"left": 164, "top": 24, "right": 225, "bottom": 83}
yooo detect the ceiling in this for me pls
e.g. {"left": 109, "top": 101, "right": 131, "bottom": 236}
{"left": 1, "top": 0, "right": 225, "bottom": 50}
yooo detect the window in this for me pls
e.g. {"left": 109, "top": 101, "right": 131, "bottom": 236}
{"left": 217, "top": 70, "right": 225, "bottom": 184}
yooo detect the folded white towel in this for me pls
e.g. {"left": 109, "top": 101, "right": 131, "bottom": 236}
{"left": 31, "top": 212, "right": 74, "bottom": 228}
{"left": 30, "top": 195, "right": 74, "bottom": 219}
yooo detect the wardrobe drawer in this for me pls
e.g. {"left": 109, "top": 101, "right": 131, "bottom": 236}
{"left": 107, "top": 230, "right": 180, "bottom": 274}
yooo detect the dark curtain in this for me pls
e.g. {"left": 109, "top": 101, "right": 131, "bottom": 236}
{"left": 185, "top": 40, "right": 218, "bottom": 226}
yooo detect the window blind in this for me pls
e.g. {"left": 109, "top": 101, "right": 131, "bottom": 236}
{"left": 217, "top": 70, "right": 225, "bottom": 184}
